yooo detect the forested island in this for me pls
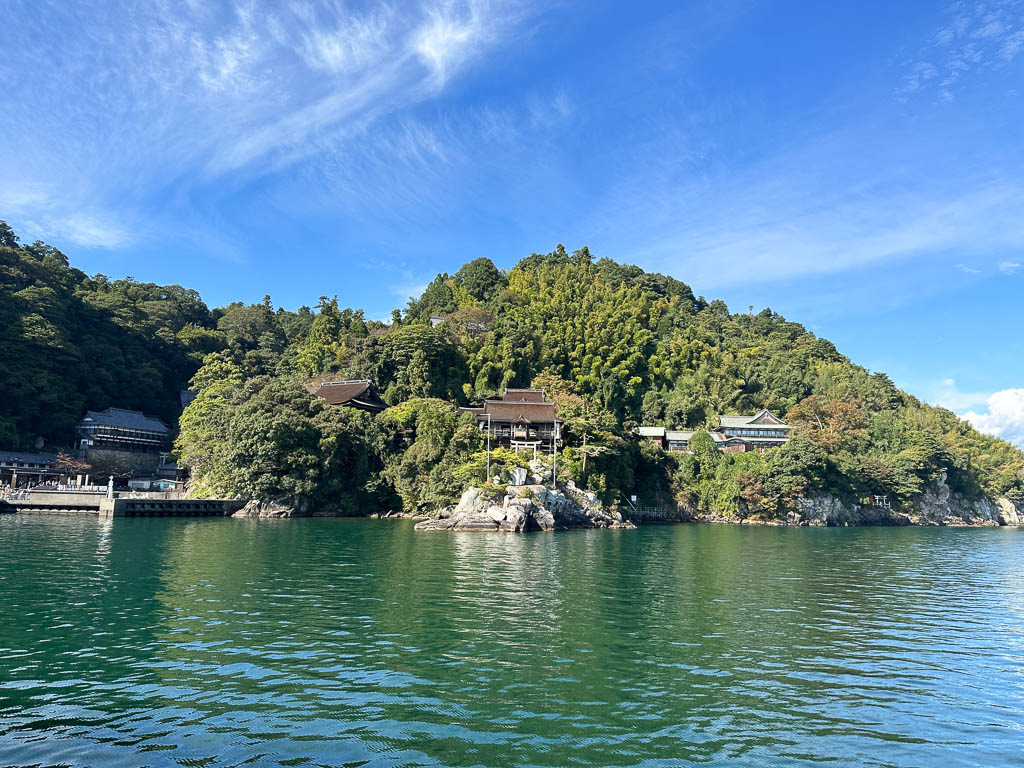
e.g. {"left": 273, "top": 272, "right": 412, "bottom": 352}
{"left": 2, "top": 220, "right": 1023, "bottom": 527}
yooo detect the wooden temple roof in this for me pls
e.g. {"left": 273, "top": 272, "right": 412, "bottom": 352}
{"left": 315, "top": 380, "right": 387, "bottom": 413}
{"left": 478, "top": 400, "right": 558, "bottom": 423}
{"left": 501, "top": 388, "right": 548, "bottom": 403}
{"left": 717, "top": 409, "right": 791, "bottom": 429}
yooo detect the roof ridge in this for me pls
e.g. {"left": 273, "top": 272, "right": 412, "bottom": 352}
{"left": 483, "top": 400, "right": 553, "bottom": 405}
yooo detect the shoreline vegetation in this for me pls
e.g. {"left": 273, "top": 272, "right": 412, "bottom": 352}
{"left": 231, "top": 475, "right": 1021, "bottom": 530}
{"left": 3, "top": 222, "right": 1024, "bottom": 530}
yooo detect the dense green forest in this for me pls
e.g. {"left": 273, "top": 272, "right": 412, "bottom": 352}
{"left": 3, "top": 222, "right": 1023, "bottom": 517}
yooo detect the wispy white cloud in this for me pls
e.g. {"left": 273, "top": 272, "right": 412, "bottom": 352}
{"left": 897, "top": 61, "right": 937, "bottom": 99}
{"left": 299, "top": 7, "right": 392, "bottom": 74}
{"left": 932, "top": 377, "right": 992, "bottom": 411}
{"left": 0, "top": 0, "right": 533, "bottom": 249}
{"left": 0, "top": 184, "right": 134, "bottom": 248}
{"left": 999, "top": 259, "right": 1022, "bottom": 274}
{"left": 276, "top": 86, "right": 573, "bottom": 221}
{"left": 963, "top": 387, "right": 1024, "bottom": 447}
{"left": 415, "top": 3, "right": 485, "bottom": 84}
{"left": 898, "top": 0, "right": 1024, "bottom": 103}
{"left": 391, "top": 281, "right": 430, "bottom": 301}
{"left": 956, "top": 262, "right": 982, "bottom": 273}
{"left": 607, "top": 149, "right": 1024, "bottom": 291}
{"left": 53, "top": 214, "right": 135, "bottom": 249}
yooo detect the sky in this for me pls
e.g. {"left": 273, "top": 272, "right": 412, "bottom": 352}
{"left": 2, "top": 0, "right": 1023, "bottom": 445}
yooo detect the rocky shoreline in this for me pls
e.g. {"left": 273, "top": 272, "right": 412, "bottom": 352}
{"left": 233, "top": 497, "right": 364, "bottom": 518}
{"left": 227, "top": 472, "right": 1021, "bottom": 529}
{"left": 678, "top": 474, "right": 1023, "bottom": 528}
{"left": 414, "top": 485, "right": 634, "bottom": 532}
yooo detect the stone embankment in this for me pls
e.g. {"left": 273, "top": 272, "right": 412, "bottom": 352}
{"left": 415, "top": 485, "right": 635, "bottom": 532}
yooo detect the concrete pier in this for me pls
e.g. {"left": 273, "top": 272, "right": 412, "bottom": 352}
{"left": 1, "top": 491, "right": 103, "bottom": 514}
{"left": 0, "top": 490, "right": 241, "bottom": 517}
{"left": 98, "top": 497, "right": 242, "bottom": 518}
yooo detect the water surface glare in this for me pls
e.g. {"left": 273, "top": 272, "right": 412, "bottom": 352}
{"left": 1, "top": 516, "right": 1023, "bottom": 767}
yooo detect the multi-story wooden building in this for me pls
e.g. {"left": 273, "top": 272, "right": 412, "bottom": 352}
{"left": 74, "top": 407, "right": 170, "bottom": 475}
{"left": 461, "top": 388, "right": 562, "bottom": 451}
{"left": 715, "top": 409, "right": 791, "bottom": 450}
{"left": 76, "top": 408, "right": 168, "bottom": 454}
{"left": 640, "top": 409, "right": 791, "bottom": 453}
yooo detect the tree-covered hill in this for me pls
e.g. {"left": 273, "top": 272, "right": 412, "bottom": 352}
{"left": 3, "top": 220, "right": 1022, "bottom": 518}
{"left": 182, "top": 243, "right": 1024, "bottom": 516}
{"left": 0, "top": 222, "right": 312, "bottom": 449}
{"left": 0, "top": 222, "right": 213, "bottom": 447}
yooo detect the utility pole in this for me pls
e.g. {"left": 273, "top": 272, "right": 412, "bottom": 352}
{"left": 552, "top": 435, "right": 557, "bottom": 488}
{"left": 485, "top": 412, "right": 491, "bottom": 483}
{"left": 582, "top": 431, "right": 588, "bottom": 478}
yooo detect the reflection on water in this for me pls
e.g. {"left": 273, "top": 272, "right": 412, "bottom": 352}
{"left": 1, "top": 516, "right": 1023, "bottom": 767}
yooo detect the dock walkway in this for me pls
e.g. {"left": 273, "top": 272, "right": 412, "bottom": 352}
{"left": 0, "top": 490, "right": 241, "bottom": 517}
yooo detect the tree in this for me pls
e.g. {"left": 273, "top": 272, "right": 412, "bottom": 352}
{"left": 456, "top": 257, "right": 506, "bottom": 303}
{"left": 297, "top": 296, "right": 344, "bottom": 376}
{"left": 786, "top": 395, "right": 868, "bottom": 452}
{"left": 364, "top": 325, "right": 466, "bottom": 404}
{"left": 179, "top": 375, "right": 381, "bottom": 512}
{"left": 378, "top": 399, "right": 483, "bottom": 511}
{"left": 55, "top": 452, "right": 90, "bottom": 476}
{"left": 689, "top": 429, "right": 719, "bottom": 466}
{"left": 0, "top": 224, "right": 222, "bottom": 448}
{"left": 0, "top": 221, "right": 20, "bottom": 249}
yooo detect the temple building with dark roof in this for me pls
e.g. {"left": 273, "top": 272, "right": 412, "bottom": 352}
{"left": 640, "top": 409, "right": 791, "bottom": 454}
{"left": 0, "top": 451, "right": 59, "bottom": 487}
{"left": 460, "top": 388, "right": 562, "bottom": 451}
{"left": 76, "top": 408, "right": 169, "bottom": 454}
{"left": 313, "top": 380, "right": 387, "bottom": 415}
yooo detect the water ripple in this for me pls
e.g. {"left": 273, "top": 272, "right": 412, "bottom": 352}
{"left": 1, "top": 517, "right": 1023, "bottom": 767}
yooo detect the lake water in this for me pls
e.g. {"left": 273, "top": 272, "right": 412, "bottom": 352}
{"left": 1, "top": 516, "right": 1023, "bottom": 767}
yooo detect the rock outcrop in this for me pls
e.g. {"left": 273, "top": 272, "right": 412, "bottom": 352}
{"left": 996, "top": 498, "right": 1022, "bottom": 526}
{"left": 688, "top": 472, "right": 1023, "bottom": 527}
{"left": 233, "top": 496, "right": 360, "bottom": 518}
{"left": 234, "top": 497, "right": 309, "bottom": 518}
{"left": 416, "top": 485, "right": 635, "bottom": 532}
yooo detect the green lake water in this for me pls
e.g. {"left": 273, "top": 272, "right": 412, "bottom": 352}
{"left": 1, "top": 516, "right": 1022, "bottom": 767}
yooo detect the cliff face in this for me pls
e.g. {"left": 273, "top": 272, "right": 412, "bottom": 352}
{"left": 232, "top": 496, "right": 364, "bottom": 518}
{"left": 709, "top": 472, "right": 1023, "bottom": 527}
{"left": 415, "top": 485, "right": 635, "bottom": 532}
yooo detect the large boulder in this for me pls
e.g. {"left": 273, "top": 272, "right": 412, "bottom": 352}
{"left": 416, "top": 485, "right": 636, "bottom": 533}
{"left": 234, "top": 497, "right": 309, "bottom": 518}
{"left": 499, "top": 502, "right": 532, "bottom": 532}
{"left": 997, "top": 498, "right": 1023, "bottom": 526}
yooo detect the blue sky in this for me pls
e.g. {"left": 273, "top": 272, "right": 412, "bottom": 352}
{"left": 2, "top": 0, "right": 1024, "bottom": 444}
